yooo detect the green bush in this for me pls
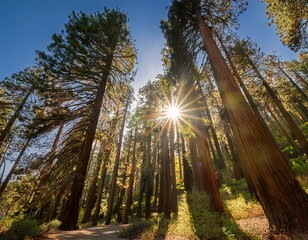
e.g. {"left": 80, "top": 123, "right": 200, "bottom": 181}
{"left": 42, "top": 219, "right": 61, "bottom": 231}
{"left": 118, "top": 219, "right": 153, "bottom": 239}
{"left": 290, "top": 155, "right": 308, "bottom": 176}
{"left": 187, "top": 190, "right": 249, "bottom": 240}
{"left": 0, "top": 216, "right": 43, "bottom": 240}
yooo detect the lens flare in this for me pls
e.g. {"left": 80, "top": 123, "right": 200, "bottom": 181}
{"left": 166, "top": 105, "right": 180, "bottom": 120}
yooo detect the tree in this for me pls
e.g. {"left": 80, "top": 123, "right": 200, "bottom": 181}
{"left": 0, "top": 137, "right": 31, "bottom": 197}
{"left": 161, "top": 4, "right": 225, "bottom": 213}
{"left": 167, "top": 0, "right": 308, "bottom": 233}
{"left": 230, "top": 39, "right": 308, "bottom": 155}
{"left": 36, "top": 9, "right": 136, "bottom": 230}
{"left": 122, "top": 121, "right": 138, "bottom": 224}
{"left": 91, "top": 110, "right": 120, "bottom": 226}
{"left": 0, "top": 68, "right": 43, "bottom": 154}
{"left": 262, "top": 0, "right": 308, "bottom": 51}
{"left": 105, "top": 90, "right": 131, "bottom": 225}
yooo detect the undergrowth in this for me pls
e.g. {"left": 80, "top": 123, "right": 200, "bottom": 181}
{"left": 0, "top": 215, "right": 44, "bottom": 240}
{"left": 0, "top": 216, "right": 60, "bottom": 240}
{"left": 187, "top": 190, "right": 250, "bottom": 240}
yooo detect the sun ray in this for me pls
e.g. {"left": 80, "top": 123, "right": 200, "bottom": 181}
{"left": 166, "top": 105, "right": 180, "bottom": 120}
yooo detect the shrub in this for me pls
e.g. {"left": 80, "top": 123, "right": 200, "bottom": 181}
{"left": 42, "top": 219, "right": 61, "bottom": 231}
{"left": 290, "top": 155, "right": 308, "bottom": 176}
{"left": 187, "top": 191, "right": 248, "bottom": 239}
{"left": 0, "top": 216, "right": 43, "bottom": 240}
{"left": 118, "top": 219, "right": 153, "bottom": 239}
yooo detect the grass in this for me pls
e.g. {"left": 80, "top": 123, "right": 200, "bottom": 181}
{"left": 0, "top": 216, "right": 44, "bottom": 240}
{"left": 119, "top": 192, "right": 196, "bottom": 239}
{"left": 1, "top": 168, "right": 307, "bottom": 240}
{"left": 187, "top": 190, "right": 250, "bottom": 240}
{"left": 0, "top": 216, "right": 61, "bottom": 240}
{"left": 120, "top": 189, "right": 251, "bottom": 240}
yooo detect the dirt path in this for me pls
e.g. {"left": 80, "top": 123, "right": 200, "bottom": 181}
{"left": 46, "top": 224, "right": 129, "bottom": 240}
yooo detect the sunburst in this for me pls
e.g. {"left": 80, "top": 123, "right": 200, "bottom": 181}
{"left": 165, "top": 105, "right": 180, "bottom": 120}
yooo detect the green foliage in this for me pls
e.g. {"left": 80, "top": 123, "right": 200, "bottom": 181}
{"left": 42, "top": 219, "right": 61, "bottom": 231}
{"left": 300, "top": 122, "right": 308, "bottom": 136}
{"left": 118, "top": 219, "right": 153, "bottom": 239}
{"left": 0, "top": 177, "right": 34, "bottom": 218}
{"left": 187, "top": 190, "right": 248, "bottom": 240}
{"left": 225, "top": 195, "right": 261, "bottom": 220}
{"left": 0, "top": 216, "right": 44, "bottom": 240}
{"left": 290, "top": 154, "right": 308, "bottom": 176}
{"left": 262, "top": 0, "right": 308, "bottom": 51}
{"left": 161, "top": 193, "right": 195, "bottom": 239}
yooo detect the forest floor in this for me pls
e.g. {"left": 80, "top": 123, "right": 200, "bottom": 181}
{"left": 43, "top": 176, "right": 308, "bottom": 240}
{"left": 45, "top": 182, "right": 308, "bottom": 240}
{"left": 45, "top": 224, "right": 130, "bottom": 239}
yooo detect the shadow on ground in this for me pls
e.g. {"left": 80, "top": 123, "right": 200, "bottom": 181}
{"left": 46, "top": 224, "right": 130, "bottom": 240}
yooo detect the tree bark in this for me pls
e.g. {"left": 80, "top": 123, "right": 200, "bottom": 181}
{"left": 196, "top": 77, "right": 226, "bottom": 171}
{"left": 115, "top": 131, "right": 132, "bottom": 222}
{"left": 180, "top": 134, "right": 192, "bottom": 192}
{"left": 81, "top": 141, "right": 104, "bottom": 223}
{"left": 59, "top": 53, "right": 113, "bottom": 230}
{"left": 245, "top": 53, "right": 308, "bottom": 155}
{"left": 197, "top": 12, "right": 308, "bottom": 232}
{"left": 267, "top": 106, "right": 297, "bottom": 149}
{"left": 175, "top": 123, "right": 183, "bottom": 181}
{"left": 122, "top": 123, "right": 138, "bottom": 224}
{"left": 105, "top": 95, "right": 130, "bottom": 225}
{"left": 162, "top": 127, "right": 171, "bottom": 218}
{"left": 169, "top": 121, "right": 178, "bottom": 214}
{"left": 278, "top": 66, "right": 308, "bottom": 101}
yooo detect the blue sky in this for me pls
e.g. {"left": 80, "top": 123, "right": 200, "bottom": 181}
{"left": 0, "top": 0, "right": 298, "bottom": 92}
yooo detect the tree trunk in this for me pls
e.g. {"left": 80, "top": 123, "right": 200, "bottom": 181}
{"left": 0, "top": 89, "right": 32, "bottom": 145}
{"left": 162, "top": 127, "right": 171, "bottom": 218}
{"left": 189, "top": 138, "right": 203, "bottom": 190}
{"left": 278, "top": 66, "right": 308, "bottom": 101}
{"left": 0, "top": 137, "right": 13, "bottom": 184}
{"left": 169, "top": 121, "right": 178, "bottom": 214}
{"left": 91, "top": 151, "right": 110, "bottom": 226}
{"left": 0, "top": 137, "right": 31, "bottom": 197}
{"left": 217, "top": 35, "right": 272, "bottom": 130}
{"left": 293, "top": 70, "right": 308, "bottom": 89}
{"left": 196, "top": 77, "right": 226, "bottom": 171}
{"left": 105, "top": 95, "right": 130, "bottom": 225}
{"left": 91, "top": 112, "right": 118, "bottom": 226}
{"left": 181, "top": 80, "right": 224, "bottom": 213}
{"left": 197, "top": 12, "right": 308, "bottom": 232}
{"left": 158, "top": 133, "right": 165, "bottom": 213}
{"left": 46, "top": 189, "right": 64, "bottom": 222}
{"left": 123, "top": 124, "right": 138, "bottom": 224}
{"left": 81, "top": 141, "right": 104, "bottom": 223}
{"left": 222, "top": 121, "right": 242, "bottom": 180}
{"left": 267, "top": 106, "right": 297, "bottom": 149}
{"left": 245, "top": 53, "right": 308, "bottom": 155}
{"left": 181, "top": 134, "right": 192, "bottom": 192}
{"left": 115, "top": 131, "right": 132, "bottom": 222}
{"left": 175, "top": 123, "right": 183, "bottom": 181}
{"left": 59, "top": 53, "right": 113, "bottom": 230}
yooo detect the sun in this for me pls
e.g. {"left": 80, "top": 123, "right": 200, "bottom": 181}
{"left": 166, "top": 105, "right": 180, "bottom": 120}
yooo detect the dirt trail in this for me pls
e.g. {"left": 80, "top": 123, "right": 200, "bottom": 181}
{"left": 46, "top": 224, "right": 129, "bottom": 240}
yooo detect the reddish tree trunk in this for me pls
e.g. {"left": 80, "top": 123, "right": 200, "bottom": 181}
{"left": 197, "top": 12, "right": 308, "bottom": 232}
{"left": 105, "top": 95, "right": 130, "bottom": 225}
{"left": 123, "top": 124, "right": 138, "bottom": 224}
{"left": 59, "top": 54, "right": 113, "bottom": 230}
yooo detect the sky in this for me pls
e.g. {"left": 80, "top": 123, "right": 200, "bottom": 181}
{"left": 0, "top": 0, "right": 299, "bottom": 94}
